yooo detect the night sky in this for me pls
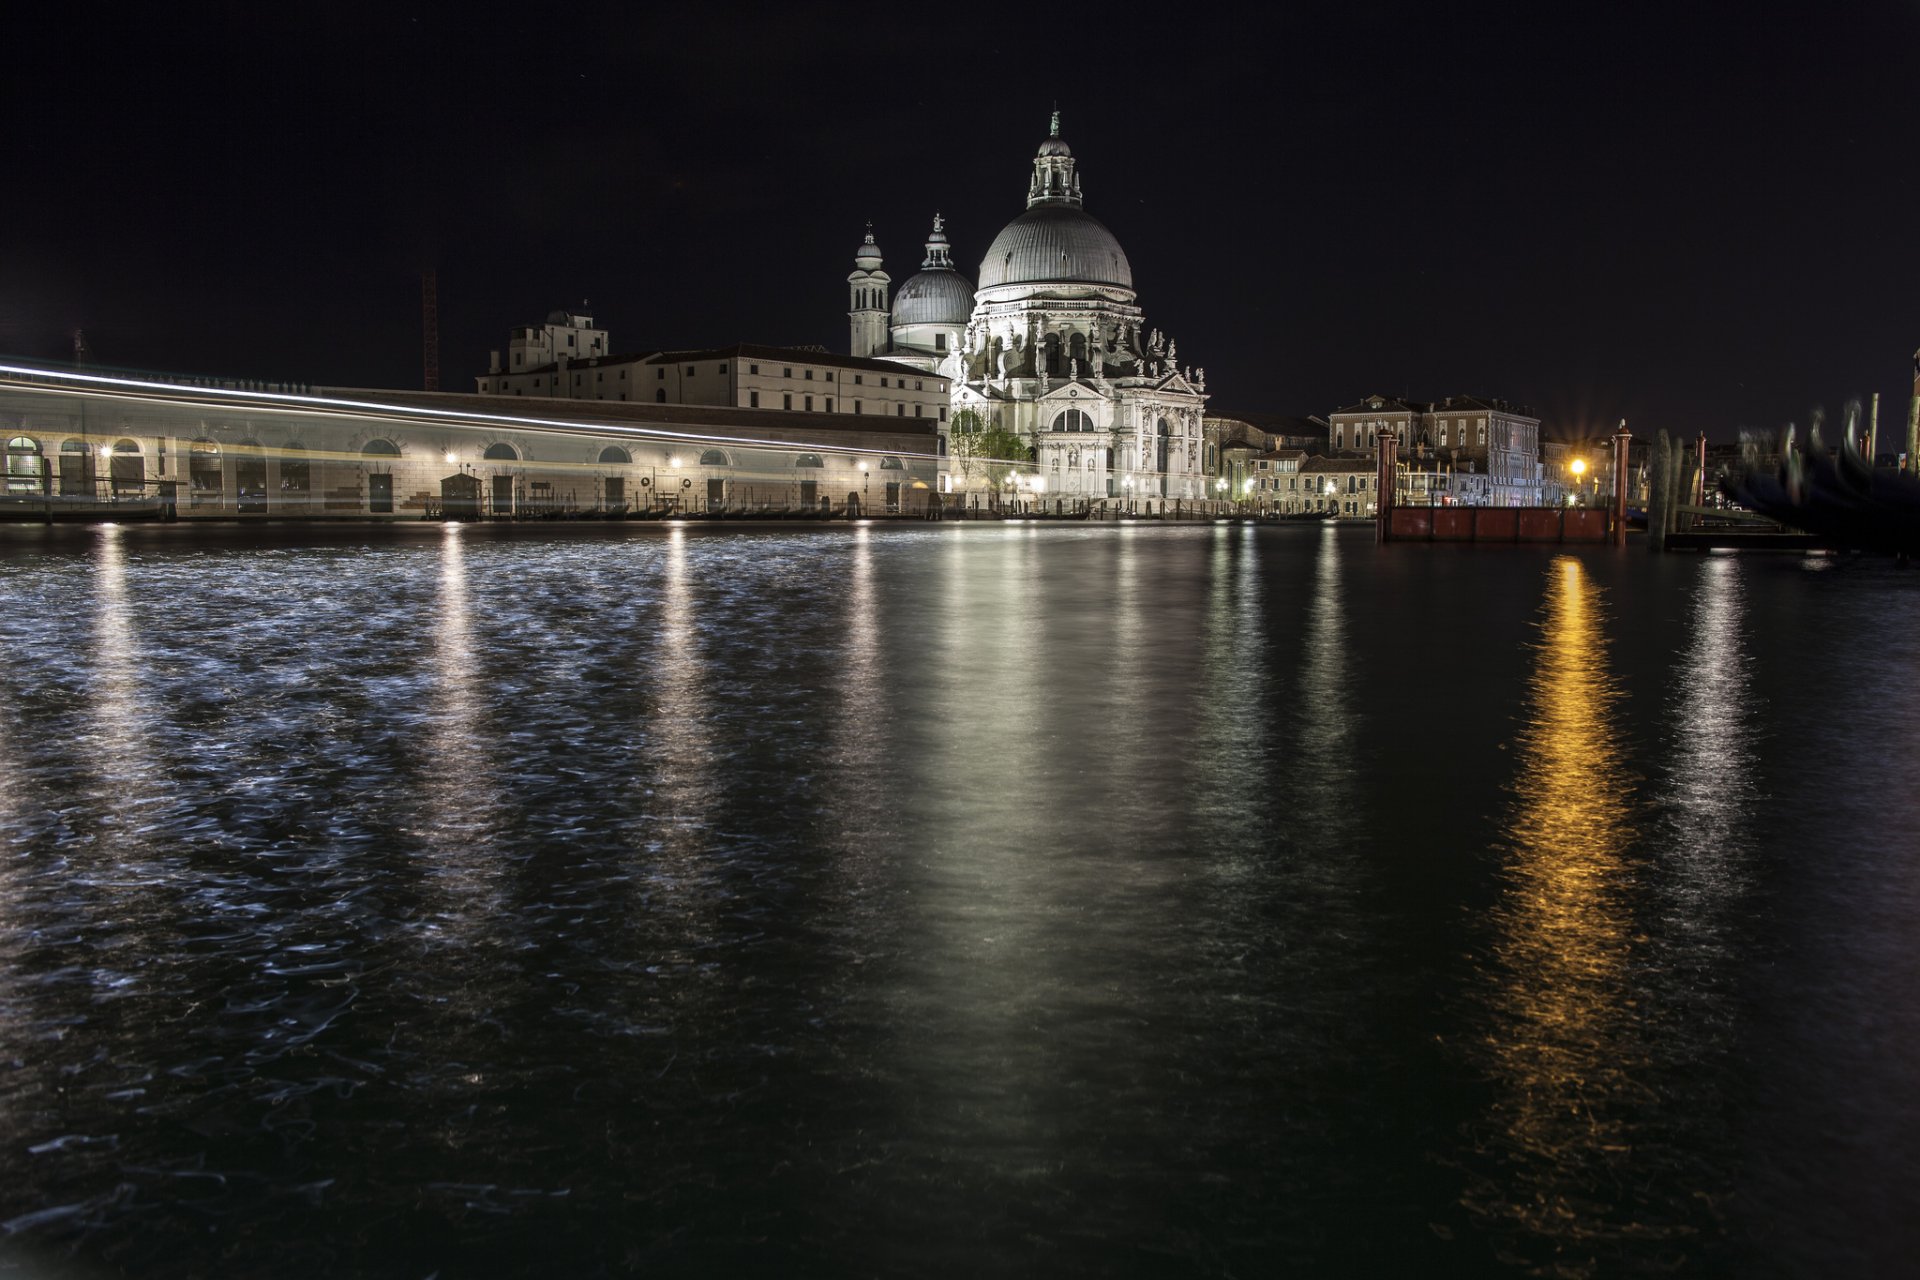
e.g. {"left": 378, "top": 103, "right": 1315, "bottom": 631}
{"left": 7, "top": 1, "right": 1917, "bottom": 440}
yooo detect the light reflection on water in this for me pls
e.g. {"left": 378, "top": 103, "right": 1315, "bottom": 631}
{"left": 0, "top": 524, "right": 1915, "bottom": 1276}
{"left": 1469, "top": 555, "right": 1649, "bottom": 1272}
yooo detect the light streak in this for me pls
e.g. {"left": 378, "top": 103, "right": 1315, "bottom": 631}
{"left": 0, "top": 363, "right": 948, "bottom": 465}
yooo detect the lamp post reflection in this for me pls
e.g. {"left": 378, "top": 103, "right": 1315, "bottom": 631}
{"left": 1466, "top": 555, "right": 1652, "bottom": 1270}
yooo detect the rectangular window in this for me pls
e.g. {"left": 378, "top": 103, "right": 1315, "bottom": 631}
{"left": 805, "top": 369, "right": 814, "bottom": 380}
{"left": 784, "top": 367, "right": 793, "bottom": 378}
{"left": 896, "top": 404, "right": 904, "bottom": 416}
{"left": 879, "top": 376, "right": 888, "bottom": 388}
{"left": 657, "top": 367, "right": 665, "bottom": 379}
{"left": 915, "top": 380, "right": 923, "bottom": 391}
{"left": 719, "top": 364, "right": 728, "bottom": 374}
{"left": 749, "top": 364, "right": 759, "bottom": 375}
{"left": 805, "top": 395, "right": 814, "bottom": 411}
{"left": 939, "top": 406, "right": 947, "bottom": 422}
{"left": 855, "top": 401, "right": 863, "bottom": 414}
{"left": 826, "top": 372, "right": 835, "bottom": 382}
{"left": 915, "top": 404, "right": 923, "bottom": 417}
{"left": 826, "top": 398, "right": 834, "bottom": 412}
{"left": 783, "top": 393, "right": 792, "bottom": 410}
{"left": 685, "top": 366, "right": 694, "bottom": 376}
{"left": 935, "top": 333, "right": 947, "bottom": 351}
{"left": 750, "top": 391, "right": 760, "bottom": 408}
{"left": 854, "top": 374, "right": 864, "bottom": 385}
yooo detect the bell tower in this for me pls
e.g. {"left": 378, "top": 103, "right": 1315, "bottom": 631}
{"left": 848, "top": 225, "right": 890, "bottom": 357}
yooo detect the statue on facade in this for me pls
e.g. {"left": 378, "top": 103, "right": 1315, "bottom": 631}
{"left": 1196, "top": 367, "right": 1206, "bottom": 389}
{"left": 1036, "top": 342, "right": 1048, "bottom": 379}
{"left": 1167, "top": 339, "right": 1177, "bottom": 365}
{"left": 995, "top": 339, "right": 1008, "bottom": 380}
{"left": 1069, "top": 357, "right": 1078, "bottom": 382}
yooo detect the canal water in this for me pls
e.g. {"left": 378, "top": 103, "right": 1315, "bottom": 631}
{"left": 0, "top": 522, "right": 1916, "bottom": 1278}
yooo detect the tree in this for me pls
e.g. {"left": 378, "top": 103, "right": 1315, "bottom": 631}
{"left": 947, "top": 408, "right": 1032, "bottom": 491}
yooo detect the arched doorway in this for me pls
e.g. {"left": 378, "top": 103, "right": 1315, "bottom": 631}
{"left": 1156, "top": 418, "right": 1171, "bottom": 498}
{"left": 234, "top": 441, "right": 267, "bottom": 513}
{"left": 189, "top": 440, "right": 221, "bottom": 504}
{"left": 110, "top": 440, "right": 144, "bottom": 495}
{"left": 795, "top": 452, "right": 824, "bottom": 510}
{"left": 280, "top": 442, "right": 310, "bottom": 508}
{"left": 700, "top": 448, "right": 730, "bottom": 511}
{"left": 59, "top": 440, "right": 95, "bottom": 496}
{"left": 362, "top": 438, "right": 400, "bottom": 513}
{"left": 597, "top": 445, "right": 630, "bottom": 510}
{"left": 484, "top": 442, "right": 518, "bottom": 517}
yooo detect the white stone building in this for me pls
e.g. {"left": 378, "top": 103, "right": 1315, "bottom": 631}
{"left": 850, "top": 114, "right": 1210, "bottom": 506}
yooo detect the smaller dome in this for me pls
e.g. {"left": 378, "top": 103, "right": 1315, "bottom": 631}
{"left": 854, "top": 229, "right": 883, "bottom": 269}
{"left": 893, "top": 269, "right": 976, "bottom": 327}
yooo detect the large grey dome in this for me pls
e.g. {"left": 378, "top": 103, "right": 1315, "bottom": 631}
{"left": 978, "top": 204, "right": 1132, "bottom": 291}
{"left": 892, "top": 268, "right": 975, "bottom": 326}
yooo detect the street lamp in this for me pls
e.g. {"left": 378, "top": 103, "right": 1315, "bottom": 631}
{"left": 1570, "top": 456, "right": 1588, "bottom": 507}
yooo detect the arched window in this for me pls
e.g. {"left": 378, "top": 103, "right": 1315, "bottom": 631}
{"left": 1050, "top": 409, "right": 1093, "bottom": 433}
{"left": 699, "top": 448, "right": 731, "bottom": 466}
{"left": 109, "top": 440, "right": 143, "bottom": 493}
{"left": 655, "top": 388, "right": 666, "bottom": 403}
{"left": 794, "top": 453, "right": 825, "bottom": 468}
{"left": 879, "top": 456, "right": 904, "bottom": 470}
{"left": 362, "top": 438, "right": 400, "bottom": 457}
{"left": 598, "top": 445, "right": 631, "bottom": 464}
{"left": 483, "top": 443, "right": 518, "bottom": 461}
{"left": 5, "top": 436, "right": 43, "bottom": 493}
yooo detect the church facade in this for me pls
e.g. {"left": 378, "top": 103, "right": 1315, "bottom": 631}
{"left": 850, "top": 114, "right": 1210, "bottom": 503}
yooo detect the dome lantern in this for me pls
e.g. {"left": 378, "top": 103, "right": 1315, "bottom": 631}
{"left": 1028, "top": 109, "right": 1082, "bottom": 207}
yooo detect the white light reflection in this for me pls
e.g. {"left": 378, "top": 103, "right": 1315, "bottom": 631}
{"left": 1190, "top": 522, "right": 1272, "bottom": 852}
{"left": 1295, "top": 524, "right": 1355, "bottom": 837}
{"left": 416, "top": 524, "right": 508, "bottom": 949}
{"left": 636, "top": 527, "right": 720, "bottom": 935}
{"left": 89, "top": 525, "right": 161, "bottom": 860}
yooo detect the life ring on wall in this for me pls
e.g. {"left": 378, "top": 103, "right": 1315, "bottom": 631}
{"left": 639, "top": 476, "right": 652, "bottom": 487}
{"left": 681, "top": 477, "right": 693, "bottom": 489}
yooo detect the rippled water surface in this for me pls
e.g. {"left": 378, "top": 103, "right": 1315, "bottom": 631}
{"left": 1, "top": 521, "right": 1917, "bottom": 1277}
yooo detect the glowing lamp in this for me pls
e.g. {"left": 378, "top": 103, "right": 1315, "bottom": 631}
{"left": 1570, "top": 458, "right": 1588, "bottom": 477}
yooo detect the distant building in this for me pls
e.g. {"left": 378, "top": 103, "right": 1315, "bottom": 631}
{"left": 476, "top": 328, "right": 951, "bottom": 423}
{"left": 1289, "top": 454, "right": 1379, "bottom": 516}
{"left": 487, "top": 309, "right": 609, "bottom": 378}
{"left": 1331, "top": 393, "right": 1545, "bottom": 506}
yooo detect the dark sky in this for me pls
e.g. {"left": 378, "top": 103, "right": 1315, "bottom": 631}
{"left": 6, "top": 0, "right": 1916, "bottom": 439}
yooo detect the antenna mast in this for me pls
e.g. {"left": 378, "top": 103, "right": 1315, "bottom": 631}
{"left": 421, "top": 270, "right": 440, "bottom": 392}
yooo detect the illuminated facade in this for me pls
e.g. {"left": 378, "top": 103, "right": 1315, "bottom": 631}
{"left": 850, "top": 114, "right": 1210, "bottom": 504}
{"left": 1329, "top": 393, "right": 1546, "bottom": 507}
{"left": 0, "top": 366, "right": 940, "bottom": 520}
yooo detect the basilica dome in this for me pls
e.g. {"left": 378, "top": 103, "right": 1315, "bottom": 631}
{"left": 978, "top": 204, "right": 1133, "bottom": 291}
{"left": 892, "top": 268, "right": 975, "bottom": 326}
